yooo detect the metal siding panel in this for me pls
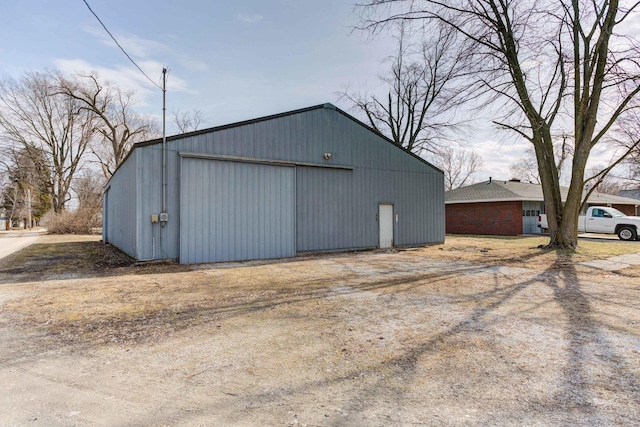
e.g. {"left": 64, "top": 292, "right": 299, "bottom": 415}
{"left": 134, "top": 144, "right": 171, "bottom": 261}
{"left": 167, "top": 108, "right": 364, "bottom": 167}
{"left": 260, "top": 166, "right": 268, "bottom": 257}
{"left": 104, "top": 150, "right": 138, "bottom": 258}
{"left": 239, "top": 163, "right": 248, "bottom": 260}
{"left": 180, "top": 159, "right": 294, "bottom": 263}
{"left": 102, "top": 188, "right": 108, "bottom": 243}
{"left": 242, "top": 166, "right": 250, "bottom": 260}
{"left": 239, "top": 126, "right": 251, "bottom": 157}
{"left": 182, "top": 157, "right": 191, "bottom": 262}
{"left": 285, "top": 115, "right": 295, "bottom": 162}
{"left": 182, "top": 157, "right": 192, "bottom": 262}
{"left": 118, "top": 154, "right": 136, "bottom": 253}
{"left": 163, "top": 141, "right": 180, "bottom": 259}
{"left": 194, "top": 160, "right": 202, "bottom": 262}
{"left": 296, "top": 166, "right": 363, "bottom": 252}
{"left": 334, "top": 109, "right": 443, "bottom": 244}
{"left": 232, "top": 163, "right": 241, "bottom": 260}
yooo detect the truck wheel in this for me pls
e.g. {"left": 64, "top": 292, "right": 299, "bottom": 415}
{"left": 617, "top": 226, "right": 637, "bottom": 241}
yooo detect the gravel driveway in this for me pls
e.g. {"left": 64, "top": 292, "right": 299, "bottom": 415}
{"left": 0, "top": 235, "right": 41, "bottom": 260}
{"left": 0, "top": 235, "right": 639, "bottom": 426}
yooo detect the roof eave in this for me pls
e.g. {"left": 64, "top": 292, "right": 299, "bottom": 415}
{"left": 445, "top": 197, "right": 541, "bottom": 204}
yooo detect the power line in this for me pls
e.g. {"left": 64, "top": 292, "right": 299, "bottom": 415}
{"left": 81, "top": 0, "right": 162, "bottom": 90}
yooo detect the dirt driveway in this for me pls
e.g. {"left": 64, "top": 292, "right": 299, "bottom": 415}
{"left": 0, "top": 235, "right": 42, "bottom": 260}
{"left": 0, "top": 235, "right": 639, "bottom": 426}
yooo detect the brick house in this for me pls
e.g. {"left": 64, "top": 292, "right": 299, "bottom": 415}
{"left": 445, "top": 179, "right": 640, "bottom": 236}
{"left": 617, "top": 189, "right": 640, "bottom": 215}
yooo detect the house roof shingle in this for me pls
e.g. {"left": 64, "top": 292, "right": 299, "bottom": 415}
{"left": 446, "top": 179, "right": 640, "bottom": 206}
{"left": 618, "top": 189, "right": 640, "bottom": 200}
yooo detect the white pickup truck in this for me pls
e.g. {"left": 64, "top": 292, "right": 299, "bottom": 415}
{"left": 538, "top": 206, "right": 640, "bottom": 241}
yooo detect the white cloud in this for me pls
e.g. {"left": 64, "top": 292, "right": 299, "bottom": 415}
{"left": 54, "top": 58, "right": 190, "bottom": 95}
{"left": 80, "top": 25, "right": 209, "bottom": 80}
{"left": 236, "top": 13, "right": 264, "bottom": 24}
{"left": 178, "top": 58, "right": 209, "bottom": 72}
{"left": 83, "top": 26, "right": 169, "bottom": 59}
{"left": 473, "top": 139, "right": 530, "bottom": 181}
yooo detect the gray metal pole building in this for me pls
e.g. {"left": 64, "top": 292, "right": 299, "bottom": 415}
{"left": 103, "top": 103, "right": 445, "bottom": 264}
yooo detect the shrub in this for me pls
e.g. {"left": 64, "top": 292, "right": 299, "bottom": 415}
{"left": 43, "top": 208, "right": 102, "bottom": 234}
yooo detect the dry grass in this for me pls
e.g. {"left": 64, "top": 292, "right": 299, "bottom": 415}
{"left": 2, "top": 234, "right": 638, "bottom": 348}
{"left": 420, "top": 235, "right": 640, "bottom": 271}
{"left": 1, "top": 234, "right": 639, "bottom": 425}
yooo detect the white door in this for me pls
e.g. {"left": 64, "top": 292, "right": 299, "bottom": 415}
{"left": 379, "top": 204, "right": 394, "bottom": 249}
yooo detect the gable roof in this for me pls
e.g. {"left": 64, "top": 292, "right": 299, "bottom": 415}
{"left": 129, "top": 103, "right": 441, "bottom": 173}
{"left": 446, "top": 179, "right": 640, "bottom": 206}
{"left": 135, "top": 103, "right": 330, "bottom": 148}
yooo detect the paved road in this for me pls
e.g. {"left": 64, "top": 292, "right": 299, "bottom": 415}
{"left": 0, "top": 235, "right": 40, "bottom": 260}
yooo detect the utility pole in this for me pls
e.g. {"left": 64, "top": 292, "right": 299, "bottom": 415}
{"left": 10, "top": 178, "right": 18, "bottom": 230}
{"left": 161, "top": 67, "right": 167, "bottom": 222}
{"left": 159, "top": 67, "right": 168, "bottom": 259}
{"left": 27, "top": 187, "right": 32, "bottom": 229}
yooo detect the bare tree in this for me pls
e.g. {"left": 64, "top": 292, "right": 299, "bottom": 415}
{"left": 509, "top": 151, "right": 541, "bottom": 185}
{"left": 606, "top": 109, "right": 640, "bottom": 186}
{"left": 588, "top": 169, "right": 622, "bottom": 195}
{"left": 172, "top": 108, "right": 207, "bottom": 134}
{"left": 359, "top": 1, "right": 640, "bottom": 248}
{"left": 432, "top": 146, "right": 483, "bottom": 190}
{"left": 16, "top": 148, "right": 50, "bottom": 222}
{"left": 73, "top": 168, "right": 104, "bottom": 211}
{"left": 56, "top": 73, "right": 159, "bottom": 178}
{"left": 510, "top": 139, "right": 572, "bottom": 185}
{"left": 0, "top": 71, "right": 95, "bottom": 213}
{"left": 0, "top": 146, "right": 52, "bottom": 228}
{"left": 0, "top": 181, "right": 19, "bottom": 228}
{"left": 342, "top": 21, "right": 470, "bottom": 155}
{"left": 0, "top": 159, "right": 18, "bottom": 228}
{"left": 46, "top": 168, "right": 105, "bottom": 234}
{"left": 0, "top": 158, "right": 9, "bottom": 207}
{"left": 627, "top": 154, "right": 640, "bottom": 185}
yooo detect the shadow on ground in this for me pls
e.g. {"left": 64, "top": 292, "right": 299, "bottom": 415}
{"left": 1, "top": 237, "right": 639, "bottom": 425}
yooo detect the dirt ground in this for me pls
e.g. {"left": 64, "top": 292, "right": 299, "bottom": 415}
{"left": 0, "top": 235, "right": 639, "bottom": 426}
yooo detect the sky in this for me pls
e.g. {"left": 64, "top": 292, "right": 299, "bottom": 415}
{"left": 0, "top": 0, "right": 532, "bottom": 182}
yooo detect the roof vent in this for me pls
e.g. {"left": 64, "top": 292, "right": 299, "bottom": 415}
{"left": 509, "top": 178, "right": 521, "bottom": 182}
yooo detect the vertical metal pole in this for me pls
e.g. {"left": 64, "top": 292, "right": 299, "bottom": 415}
{"left": 162, "top": 67, "right": 167, "bottom": 216}
{"left": 27, "top": 187, "right": 32, "bottom": 229}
